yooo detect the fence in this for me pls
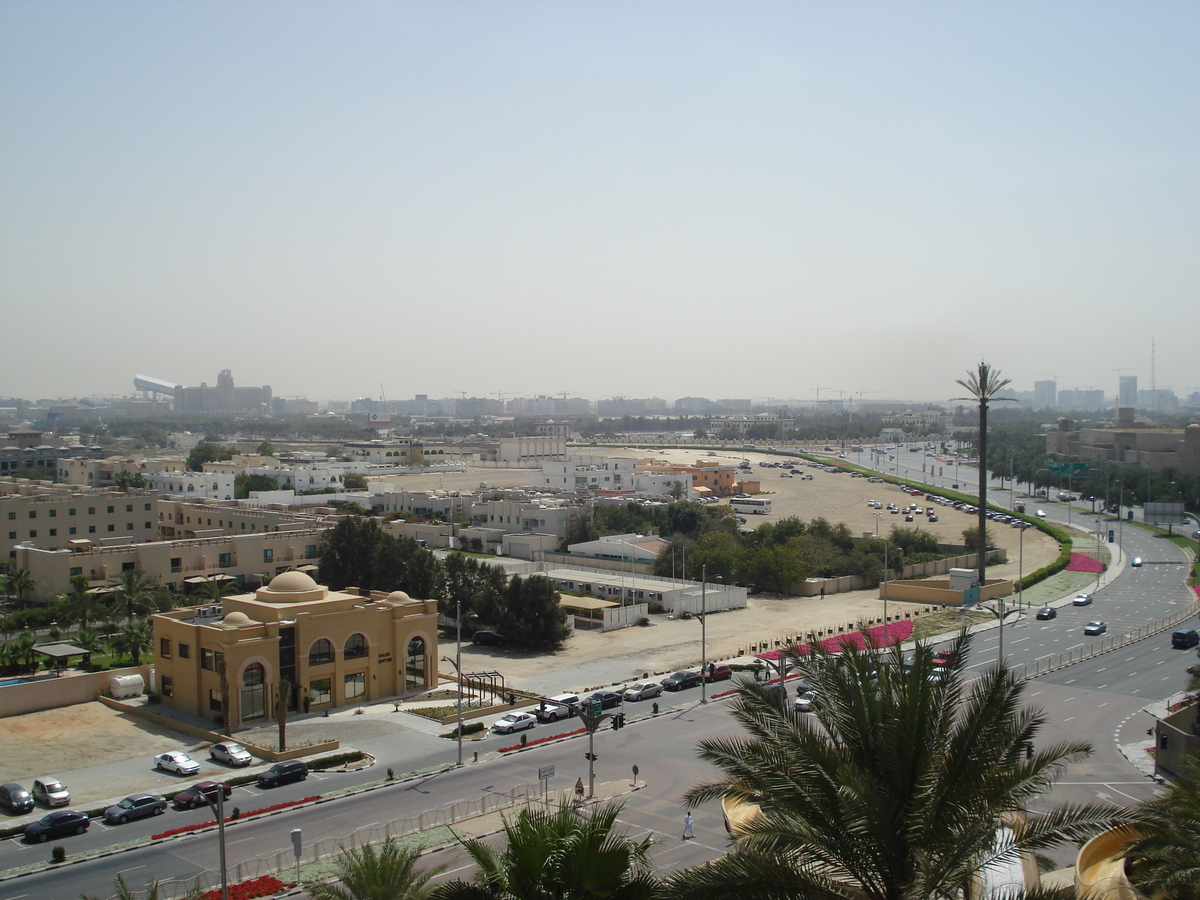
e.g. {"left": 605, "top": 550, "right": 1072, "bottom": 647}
{"left": 140, "top": 781, "right": 547, "bottom": 900}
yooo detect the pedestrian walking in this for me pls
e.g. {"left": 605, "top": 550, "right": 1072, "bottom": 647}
{"left": 682, "top": 812, "right": 695, "bottom": 840}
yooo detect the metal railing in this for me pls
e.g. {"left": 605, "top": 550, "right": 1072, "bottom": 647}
{"left": 135, "top": 781, "right": 545, "bottom": 900}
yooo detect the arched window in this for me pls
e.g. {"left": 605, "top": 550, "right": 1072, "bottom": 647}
{"left": 344, "top": 633, "right": 367, "bottom": 660}
{"left": 308, "top": 638, "right": 333, "bottom": 666}
{"left": 405, "top": 637, "right": 426, "bottom": 692}
{"left": 241, "top": 662, "right": 265, "bottom": 720}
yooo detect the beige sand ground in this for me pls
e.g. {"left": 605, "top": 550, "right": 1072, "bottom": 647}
{"left": 0, "top": 448, "right": 1061, "bottom": 783}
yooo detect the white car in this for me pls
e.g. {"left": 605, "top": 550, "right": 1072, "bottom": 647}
{"left": 623, "top": 681, "right": 663, "bottom": 702}
{"left": 209, "top": 741, "right": 253, "bottom": 767}
{"left": 31, "top": 777, "right": 70, "bottom": 807}
{"left": 491, "top": 712, "right": 537, "bottom": 734}
{"left": 1072, "top": 593, "right": 1093, "bottom": 606}
{"left": 154, "top": 751, "right": 201, "bottom": 776}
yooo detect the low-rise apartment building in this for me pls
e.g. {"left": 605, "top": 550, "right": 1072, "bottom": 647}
{"left": 13, "top": 527, "right": 327, "bottom": 601}
{"left": 3, "top": 479, "right": 160, "bottom": 558}
{"left": 144, "top": 471, "right": 236, "bottom": 500}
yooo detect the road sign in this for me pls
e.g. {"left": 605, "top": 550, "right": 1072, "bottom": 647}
{"left": 538, "top": 765, "right": 555, "bottom": 781}
{"left": 1048, "top": 462, "right": 1089, "bottom": 476}
{"left": 593, "top": 701, "right": 603, "bottom": 716}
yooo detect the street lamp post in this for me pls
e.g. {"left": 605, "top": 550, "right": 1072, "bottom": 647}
{"left": 700, "top": 565, "right": 707, "bottom": 705}
{"left": 455, "top": 599, "right": 463, "bottom": 766}
{"left": 1018, "top": 521, "right": 1025, "bottom": 611}
{"left": 201, "top": 787, "right": 229, "bottom": 900}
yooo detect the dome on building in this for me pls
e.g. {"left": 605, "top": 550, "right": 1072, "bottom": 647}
{"left": 222, "top": 611, "right": 252, "bottom": 626}
{"left": 254, "top": 570, "right": 328, "bottom": 603}
{"left": 385, "top": 590, "right": 412, "bottom": 603}
{"left": 267, "top": 571, "right": 318, "bottom": 593}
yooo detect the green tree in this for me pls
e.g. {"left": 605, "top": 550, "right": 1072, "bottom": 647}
{"left": 3, "top": 569, "right": 36, "bottom": 606}
{"left": 256, "top": 440, "right": 276, "bottom": 457}
{"left": 58, "top": 575, "right": 97, "bottom": 635}
{"left": 954, "top": 362, "right": 1015, "bottom": 588}
{"left": 113, "top": 470, "right": 146, "bottom": 490}
{"left": 668, "top": 480, "right": 687, "bottom": 500}
{"left": 319, "top": 516, "right": 387, "bottom": 591}
{"left": 497, "top": 575, "right": 569, "bottom": 650}
{"left": 108, "top": 619, "right": 153, "bottom": 665}
{"left": 234, "top": 473, "right": 280, "bottom": 499}
{"left": 666, "top": 631, "right": 1128, "bottom": 900}
{"left": 112, "top": 569, "right": 160, "bottom": 623}
{"left": 343, "top": 472, "right": 368, "bottom": 491}
{"left": 1123, "top": 753, "right": 1200, "bottom": 899}
{"left": 435, "top": 799, "right": 657, "bottom": 900}
{"left": 12, "top": 465, "right": 56, "bottom": 481}
{"left": 305, "top": 839, "right": 445, "bottom": 900}
{"left": 186, "top": 442, "right": 234, "bottom": 472}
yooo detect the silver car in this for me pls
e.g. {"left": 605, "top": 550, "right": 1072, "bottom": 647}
{"left": 623, "top": 681, "right": 663, "bottom": 702}
{"left": 104, "top": 793, "right": 167, "bottom": 824}
{"left": 209, "top": 741, "right": 253, "bottom": 767}
{"left": 31, "top": 777, "right": 70, "bottom": 807}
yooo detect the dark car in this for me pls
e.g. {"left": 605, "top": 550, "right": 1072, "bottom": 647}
{"left": 256, "top": 760, "right": 308, "bottom": 789}
{"left": 662, "top": 671, "right": 702, "bottom": 691}
{"left": 584, "top": 691, "right": 623, "bottom": 711}
{"left": 702, "top": 663, "right": 733, "bottom": 683}
{"left": 1172, "top": 629, "right": 1200, "bottom": 649}
{"left": 472, "top": 631, "right": 507, "bottom": 646}
{"left": 24, "top": 809, "right": 89, "bottom": 842}
{"left": 172, "top": 781, "right": 233, "bottom": 810}
{"left": 0, "top": 783, "right": 33, "bottom": 814}
{"left": 1036, "top": 607, "right": 1057, "bottom": 621}
{"left": 104, "top": 793, "right": 167, "bottom": 824}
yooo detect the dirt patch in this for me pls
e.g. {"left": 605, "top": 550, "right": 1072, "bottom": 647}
{"left": 0, "top": 704, "right": 200, "bottom": 784}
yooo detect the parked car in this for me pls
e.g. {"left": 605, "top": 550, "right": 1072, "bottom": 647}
{"left": 256, "top": 760, "right": 308, "bottom": 788}
{"left": 701, "top": 664, "right": 733, "bottom": 683}
{"left": 31, "top": 777, "right": 70, "bottom": 807}
{"left": 491, "top": 712, "right": 537, "bottom": 734}
{"left": 24, "top": 810, "right": 90, "bottom": 842}
{"left": 1131, "top": 557, "right": 1143, "bottom": 567}
{"left": 1036, "top": 607, "right": 1057, "bottom": 620}
{"left": 1171, "top": 629, "right": 1200, "bottom": 649}
{"left": 155, "top": 751, "right": 201, "bottom": 776}
{"left": 931, "top": 650, "right": 958, "bottom": 669}
{"left": 1083, "top": 621, "right": 1107, "bottom": 636}
{"left": 623, "top": 681, "right": 663, "bottom": 702}
{"left": 0, "top": 783, "right": 33, "bottom": 814}
{"left": 209, "top": 741, "right": 253, "bottom": 767}
{"left": 1072, "top": 593, "right": 1093, "bottom": 606}
{"left": 104, "top": 793, "right": 167, "bottom": 824}
{"left": 662, "top": 671, "right": 702, "bottom": 691}
{"left": 534, "top": 693, "right": 580, "bottom": 722}
{"left": 472, "top": 630, "right": 507, "bottom": 646}
{"left": 172, "top": 781, "right": 233, "bottom": 811}
{"left": 1036, "top": 509, "right": 1046, "bottom": 518}
{"left": 584, "top": 690, "right": 623, "bottom": 710}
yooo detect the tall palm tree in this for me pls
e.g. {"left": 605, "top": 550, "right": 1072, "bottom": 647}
{"left": 435, "top": 800, "right": 658, "bottom": 900}
{"left": 305, "top": 839, "right": 445, "bottom": 900}
{"left": 954, "top": 362, "right": 1014, "bottom": 588}
{"left": 108, "top": 619, "right": 153, "bottom": 666}
{"left": 665, "top": 632, "right": 1129, "bottom": 900}
{"left": 1122, "top": 752, "right": 1200, "bottom": 899}
{"left": 4, "top": 569, "right": 36, "bottom": 607}
{"left": 112, "top": 568, "right": 159, "bottom": 624}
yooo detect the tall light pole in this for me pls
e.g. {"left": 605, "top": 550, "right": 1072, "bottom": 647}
{"left": 439, "top": 599, "right": 468, "bottom": 767}
{"left": 1018, "top": 521, "right": 1025, "bottom": 611}
{"left": 700, "top": 565, "right": 707, "bottom": 705}
{"left": 201, "top": 786, "right": 229, "bottom": 900}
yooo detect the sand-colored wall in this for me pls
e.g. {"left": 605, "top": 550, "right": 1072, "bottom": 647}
{"left": 0, "top": 665, "right": 151, "bottom": 718}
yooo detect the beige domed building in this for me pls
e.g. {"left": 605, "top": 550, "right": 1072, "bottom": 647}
{"left": 151, "top": 571, "right": 438, "bottom": 728}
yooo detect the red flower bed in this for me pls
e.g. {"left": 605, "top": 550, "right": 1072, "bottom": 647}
{"left": 200, "top": 874, "right": 293, "bottom": 900}
{"left": 151, "top": 796, "right": 322, "bottom": 840}
{"left": 1065, "top": 552, "right": 1103, "bottom": 573}
{"left": 499, "top": 727, "right": 586, "bottom": 753}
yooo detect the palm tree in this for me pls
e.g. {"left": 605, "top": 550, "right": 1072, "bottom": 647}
{"left": 112, "top": 568, "right": 159, "bottom": 624}
{"left": 954, "top": 362, "right": 1015, "bottom": 588}
{"left": 304, "top": 839, "right": 445, "bottom": 900}
{"left": 108, "top": 619, "right": 153, "bottom": 666}
{"left": 1123, "top": 752, "right": 1200, "bottom": 899}
{"left": 3, "top": 569, "right": 36, "bottom": 607}
{"left": 664, "top": 632, "right": 1129, "bottom": 900}
{"left": 435, "top": 800, "right": 658, "bottom": 900}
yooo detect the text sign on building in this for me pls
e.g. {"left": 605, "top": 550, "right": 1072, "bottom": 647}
{"left": 1048, "top": 462, "right": 1089, "bottom": 476}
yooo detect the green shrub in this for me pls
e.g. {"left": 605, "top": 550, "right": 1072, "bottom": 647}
{"left": 308, "top": 751, "right": 366, "bottom": 770}
{"left": 440, "top": 722, "right": 486, "bottom": 739}
{"left": 51, "top": 845, "right": 66, "bottom": 864}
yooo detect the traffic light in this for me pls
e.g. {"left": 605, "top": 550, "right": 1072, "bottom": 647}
{"left": 585, "top": 752, "right": 597, "bottom": 761}
{"left": 610, "top": 713, "right": 624, "bottom": 731}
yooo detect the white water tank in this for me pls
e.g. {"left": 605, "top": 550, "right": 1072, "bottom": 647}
{"left": 110, "top": 674, "right": 145, "bottom": 700}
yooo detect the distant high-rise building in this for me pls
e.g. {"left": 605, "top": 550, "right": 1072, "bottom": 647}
{"left": 1033, "top": 380, "right": 1057, "bottom": 409}
{"left": 1057, "top": 389, "right": 1106, "bottom": 411}
{"left": 174, "top": 370, "right": 271, "bottom": 414}
{"left": 1119, "top": 375, "right": 1138, "bottom": 409}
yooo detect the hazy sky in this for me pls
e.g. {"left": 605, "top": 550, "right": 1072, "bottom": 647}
{"left": 2, "top": 2, "right": 1196, "bottom": 406}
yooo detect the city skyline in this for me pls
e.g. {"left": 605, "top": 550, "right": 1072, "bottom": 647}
{"left": 2, "top": 3, "right": 1197, "bottom": 401}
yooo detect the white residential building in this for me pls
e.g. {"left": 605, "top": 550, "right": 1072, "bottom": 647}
{"left": 530, "top": 457, "right": 639, "bottom": 492}
{"left": 144, "top": 471, "right": 236, "bottom": 501}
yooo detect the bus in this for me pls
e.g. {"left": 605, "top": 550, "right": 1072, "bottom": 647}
{"left": 730, "top": 497, "right": 772, "bottom": 515}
